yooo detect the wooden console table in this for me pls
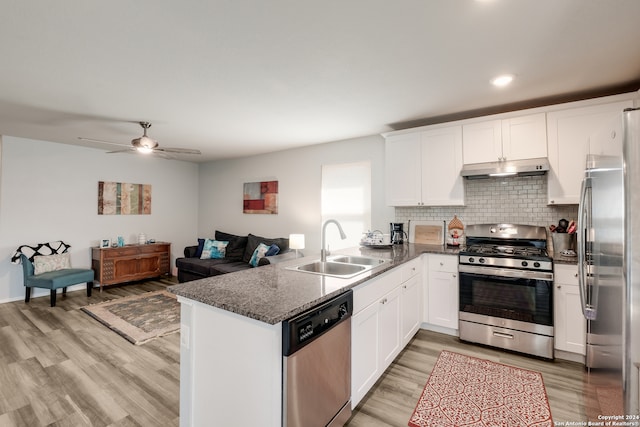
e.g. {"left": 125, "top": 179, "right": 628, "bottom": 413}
{"left": 91, "top": 242, "right": 171, "bottom": 289}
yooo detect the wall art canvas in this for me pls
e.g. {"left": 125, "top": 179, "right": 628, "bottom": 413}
{"left": 243, "top": 180, "right": 278, "bottom": 214}
{"left": 98, "top": 181, "right": 152, "bottom": 215}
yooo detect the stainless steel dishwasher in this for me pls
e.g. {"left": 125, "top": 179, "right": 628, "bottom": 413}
{"left": 282, "top": 290, "right": 353, "bottom": 427}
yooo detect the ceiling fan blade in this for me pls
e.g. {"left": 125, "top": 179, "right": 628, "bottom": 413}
{"left": 78, "top": 137, "right": 130, "bottom": 147}
{"left": 154, "top": 147, "right": 201, "bottom": 155}
{"left": 106, "top": 148, "right": 135, "bottom": 154}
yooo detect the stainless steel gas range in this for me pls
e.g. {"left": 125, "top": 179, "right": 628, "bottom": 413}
{"left": 458, "top": 224, "right": 554, "bottom": 359}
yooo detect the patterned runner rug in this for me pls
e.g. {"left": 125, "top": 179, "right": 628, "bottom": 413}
{"left": 409, "top": 350, "right": 553, "bottom": 427}
{"left": 81, "top": 290, "right": 180, "bottom": 345}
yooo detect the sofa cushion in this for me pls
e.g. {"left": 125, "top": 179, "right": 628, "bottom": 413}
{"left": 176, "top": 257, "right": 231, "bottom": 276}
{"left": 242, "top": 234, "right": 289, "bottom": 263}
{"left": 200, "top": 239, "right": 229, "bottom": 259}
{"left": 212, "top": 261, "right": 253, "bottom": 275}
{"left": 215, "top": 231, "right": 248, "bottom": 261}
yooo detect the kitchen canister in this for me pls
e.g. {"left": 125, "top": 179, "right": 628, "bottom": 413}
{"left": 138, "top": 233, "right": 147, "bottom": 245}
{"left": 552, "top": 232, "right": 576, "bottom": 253}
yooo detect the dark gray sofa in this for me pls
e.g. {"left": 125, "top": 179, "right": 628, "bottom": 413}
{"left": 175, "top": 230, "right": 290, "bottom": 283}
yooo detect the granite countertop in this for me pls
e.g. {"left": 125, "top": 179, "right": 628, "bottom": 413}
{"left": 169, "top": 243, "right": 459, "bottom": 325}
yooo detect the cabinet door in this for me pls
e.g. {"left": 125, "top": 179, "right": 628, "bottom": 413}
{"left": 588, "top": 112, "right": 626, "bottom": 156}
{"left": 351, "top": 301, "right": 380, "bottom": 408}
{"left": 378, "top": 286, "right": 402, "bottom": 370}
{"left": 428, "top": 270, "right": 459, "bottom": 330}
{"left": 462, "top": 120, "right": 502, "bottom": 164}
{"left": 554, "top": 282, "right": 586, "bottom": 355}
{"left": 502, "top": 113, "right": 547, "bottom": 161}
{"left": 421, "top": 126, "right": 464, "bottom": 206}
{"left": 385, "top": 133, "right": 422, "bottom": 206}
{"left": 547, "top": 100, "right": 633, "bottom": 204}
{"left": 401, "top": 274, "right": 422, "bottom": 346}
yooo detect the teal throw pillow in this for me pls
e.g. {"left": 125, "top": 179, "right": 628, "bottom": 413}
{"left": 249, "top": 243, "right": 270, "bottom": 267}
{"left": 200, "top": 239, "right": 229, "bottom": 259}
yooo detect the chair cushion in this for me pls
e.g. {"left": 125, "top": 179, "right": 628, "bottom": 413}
{"left": 26, "top": 268, "right": 94, "bottom": 290}
{"left": 33, "top": 253, "right": 71, "bottom": 274}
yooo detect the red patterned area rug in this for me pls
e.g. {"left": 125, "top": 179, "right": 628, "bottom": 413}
{"left": 408, "top": 350, "right": 553, "bottom": 427}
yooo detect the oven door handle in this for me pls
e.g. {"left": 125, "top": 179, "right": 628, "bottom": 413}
{"left": 458, "top": 265, "right": 553, "bottom": 281}
{"left": 577, "top": 175, "right": 597, "bottom": 320}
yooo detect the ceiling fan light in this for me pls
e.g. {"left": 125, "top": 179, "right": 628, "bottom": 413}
{"left": 136, "top": 146, "right": 154, "bottom": 154}
{"left": 139, "top": 136, "right": 158, "bottom": 149}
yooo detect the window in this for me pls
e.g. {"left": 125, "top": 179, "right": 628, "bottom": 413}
{"left": 321, "top": 161, "right": 371, "bottom": 250}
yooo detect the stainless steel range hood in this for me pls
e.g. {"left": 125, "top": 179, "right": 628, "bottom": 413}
{"left": 460, "top": 157, "right": 550, "bottom": 179}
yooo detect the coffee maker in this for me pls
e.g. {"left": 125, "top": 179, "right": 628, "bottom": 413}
{"left": 390, "top": 223, "right": 407, "bottom": 244}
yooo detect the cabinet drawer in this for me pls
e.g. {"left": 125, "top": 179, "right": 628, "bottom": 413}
{"left": 353, "top": 267, "right": 402, "bottom": 315}
{"left": 140, "top": 243, "right": 169, "bottom": 254}
{"left": 554, "top": 264, "right": 579, "bottom": 285}
{"left": 428, "top": 254, "right": 458, "bottom": 273}
{"left": 401, "top": 258, "right": 422, "bottom": 282}
{"left": 102, "top": 247, "right": 139, "bottom": 258}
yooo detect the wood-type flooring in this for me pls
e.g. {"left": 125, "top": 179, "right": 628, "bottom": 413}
{"left": 0, "top": 280, "right": 622, "bottom": 426}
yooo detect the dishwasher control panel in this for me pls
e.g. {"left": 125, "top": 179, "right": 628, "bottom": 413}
{"left": 282, "top": 290, "right": 353, "bottom": 356}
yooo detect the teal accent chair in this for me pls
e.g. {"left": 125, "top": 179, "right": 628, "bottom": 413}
{"left": 20, "top": 254, "right": 94, "bottom": 307}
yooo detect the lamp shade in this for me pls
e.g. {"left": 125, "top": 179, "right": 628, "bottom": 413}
{"left": 289, "top": 234, "right": 305, "bottom": 250}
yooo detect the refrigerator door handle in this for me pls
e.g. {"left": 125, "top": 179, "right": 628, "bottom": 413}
{"left": 577, "top": 176, "right": 597, "bottom": 320}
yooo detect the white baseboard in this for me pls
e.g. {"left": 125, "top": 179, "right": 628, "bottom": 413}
{"left": 420, "top": 323, "right": 459, "bottom": 337}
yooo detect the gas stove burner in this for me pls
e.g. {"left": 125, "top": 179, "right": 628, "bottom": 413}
{"left": 464, "top": 244, "right": 548, "bottom": 258}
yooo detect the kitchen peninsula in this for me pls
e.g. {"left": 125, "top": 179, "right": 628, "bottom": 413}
{"left": 169, "top": 243, "right": 456, "bottom": 426}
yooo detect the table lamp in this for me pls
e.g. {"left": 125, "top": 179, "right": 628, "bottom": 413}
{"left": 289, "top": 234, "right": 305, "bottom": 258}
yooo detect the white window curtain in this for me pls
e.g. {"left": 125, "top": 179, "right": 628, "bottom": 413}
{"left": 321, "top": 161, "right": 371, "bottom": 251}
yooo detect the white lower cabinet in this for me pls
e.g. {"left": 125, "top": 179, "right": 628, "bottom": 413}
{"left": 400, "top": 274, "right": 422, "bottom": 346}
{"left": 424, "top": 254, "right": 459, "bottom": 332}
{"left": 351, "top": 258, "right": 422, "bottom": 408}
{"left": 554, "top": 264, "right": 586, "bottom": 356}
{"left": 378, "top": 286, "right": 402, "bottom": 369}
{"left": 351, "top": 299, "right": 381, "bottom": 407}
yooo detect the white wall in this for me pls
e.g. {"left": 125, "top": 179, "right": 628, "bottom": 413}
{"left": 198, "top": 134, "right": 394, "bottom": 253}
{"left": 0, "top": 136, "right": 199, "bottom": 303}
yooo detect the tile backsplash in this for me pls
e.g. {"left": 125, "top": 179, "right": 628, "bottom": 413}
{"left": 395, "top": 175, "right": 578, "bottom": 240}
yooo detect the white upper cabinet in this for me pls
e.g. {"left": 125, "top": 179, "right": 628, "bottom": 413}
{"left": 385, "top": 132, "right": 422, "bottom": 206}
{"left": 462, "top": 120, "right": 502, "bottom": 164}
{"left": 463, "top": 113, "right": 547, "bottom": 164}
{"left": 547, "top": 100, "right": 633, "bottom": 205}
{"left": 385, "top": 126, "right": 464, "bottom": 206}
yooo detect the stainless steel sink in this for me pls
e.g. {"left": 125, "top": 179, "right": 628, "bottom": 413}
{"left": 295, "top": 261, "right": 366, "bottom": 277}
{"left": 287, "top": 255, "right": 387, "bottom": 278}
{"left": 328, "top": 255, "right": 386, "bottom": 266}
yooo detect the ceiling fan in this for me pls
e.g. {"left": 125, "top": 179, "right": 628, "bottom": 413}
{"left": 79, "top": 121, "right": 201, "bottom": 158}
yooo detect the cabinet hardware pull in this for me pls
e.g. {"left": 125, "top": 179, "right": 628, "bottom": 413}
{"left": 574, "top": 273, "right": 578, "bottom": 277}
{"left": 452, "top": 274, "right": 456, "bottom": 278}
{"left": 557, "top": 285, "right": 562, "bottom": 289}
{"left": 439, "top": 262, "right": 444, "bottom": 266}
{"left": 493, "top": 331, "right": 514, "bottom": 339}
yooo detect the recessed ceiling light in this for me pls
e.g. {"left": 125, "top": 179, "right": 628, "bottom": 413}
{"left": 491, "top": 74, "right": 514, "bottom": 87}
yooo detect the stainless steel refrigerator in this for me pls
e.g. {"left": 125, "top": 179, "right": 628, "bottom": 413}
{"left": 578, "top": 107, "right": 640, "bottom": 415}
